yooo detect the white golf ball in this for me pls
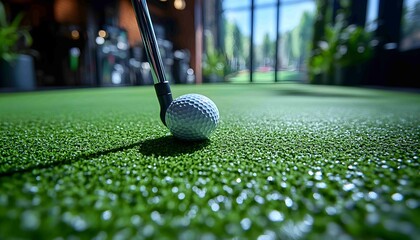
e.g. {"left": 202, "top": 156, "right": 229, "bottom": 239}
{"left": 165, "top": 94, "right": 219, "bottom": 140}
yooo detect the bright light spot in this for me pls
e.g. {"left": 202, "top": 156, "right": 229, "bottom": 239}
{"left": 117, "top": 42, "right": 128, "bottom": 50}
{"left": 96, "top": 37, "right": 105, "bottom": 45}
{"left": 174, "top": 0, "right": 186, "bottom": 10}
{"left": 70, "top": 47, "right": 80, "bottom": 57}
{"left": 71, "top": 30, "right": 80, "bottom": 40}
{"left": 98, "top": 30, "right": 107, "bottom": 38}
{"left": 112, "top": 71, "right": 122, "bottom": 84}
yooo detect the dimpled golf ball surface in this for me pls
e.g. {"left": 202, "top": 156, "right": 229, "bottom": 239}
{"left": 165, "top": 94, "right": 219, "bottom": 140}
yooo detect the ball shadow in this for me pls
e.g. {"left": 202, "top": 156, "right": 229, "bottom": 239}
{"left": 138, "top": 135, "right": 210, "bottom": 157}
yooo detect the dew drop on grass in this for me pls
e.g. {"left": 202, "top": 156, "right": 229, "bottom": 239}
{"left": 102, "top": 210, "right": 112, "bottom": 221}
{"left": 268, "top": 210, "right": 284, "bottom": 222}
{"left": 143, "top": 224, "right": 154, "bottom": 237}
{"left": 366, "top": 213, "right": 380, "bottom": 225}
{"left": 281, "top": 181, "right": 287, "bottom": 188}
{"left": 315, "top": 171, "right": 323, "bottom": 180}
{"left": 223, "top": 185, "right": 233, "bottom": 195}
{"left": 0, "top": 193, "right": 8, "bottom": 206}
{"left": 178, "top": 192, "right": 185, "bottom": 200}
{"left": 236, "top": 196, "right": 244, "bottom": 205}
{"left": 315, "top": 182, "right": 327, "bottom": 189}
{"left": 367, "top": 191, "right": 378, "bottom": 200}
{"left": 406, "top": 199, "right": 419, "bottom": 209}
{"left": 240, "top": 218, "right": 252, "bottom": 230}
{"left": 21, "top": 210, "right": 40, "bottom": 230}
{"left": 254, "top": 195, "right": 265, "bottom": 204}
{"left": 151, "top": 211, "right": 163, "bottom": 225}
{"left": 130, "top": 215, "right": 142, "bottom": 226}
{"left": 343, "top": 183, "right": 355, "bottom": 192}
{"left": 209, "top": 201, "right": 220, "bottom": 212}
{"left": 391, "top": 193, "right": 404, "bottom": 202}
{"left": 325, "top": 206, "right": 337, "bottom": 216}
{"left": 313, "top": 193, "right": 321, "bottom": 200}
{"left": 285, "top": 197, "right": 293, "bottom": 208}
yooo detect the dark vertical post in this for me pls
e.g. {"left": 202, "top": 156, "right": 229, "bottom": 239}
{"left": 274, "top": 0, "right": 280, "bottom": 82}
{"left": 250, "top": 0, "right": 255, "bottom": 83}
{"left": 373, "top": 0, "right": 403, "bottom": 86}
{"left": 349, "top": 1, "right": 367, "bottom": 27}
{"left": 332, "top": 0, "right": 340, "bottom": 23}
{"left": 195, "top": 0, "right": 203, "bottom": 84}
{"left": 216, "top": 0, "right": 222, "bottom": 50}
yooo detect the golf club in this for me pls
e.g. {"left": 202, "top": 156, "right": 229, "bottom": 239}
{"left": 131, "top": 0, "right": 172, "bottom": 126}
{"left": 131, "top": 0, "right": 219, "bottom": 140}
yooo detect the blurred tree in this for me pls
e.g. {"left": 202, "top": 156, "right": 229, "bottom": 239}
{"left": 297, "top": 11, "right": 314, "bottom": 70}
{"left": 401, "top": 1, "right": 420, "bottom": 44}
{"left": 232, "top": 23, "right": 243, "bottom": 70}
{"left": 262, "top": 32, "right": 274, "bottom": 67}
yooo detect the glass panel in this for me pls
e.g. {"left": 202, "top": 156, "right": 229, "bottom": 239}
{"left": 222, "top": 10, "right": 251, "bottom": 83}
{"left": 400, "top": 0, "right": 420, "bottom": 51}
{"left": 278, "top": 1, "right": 315, "bottom": 81}
{"left": 252, "top": 6, "right": 277, "bottom": 83}
{"left": 366, "top": 0, "right": 379, "bottom": 32}
{"left": 223, "top": 0, "right": 251, "bottom": 10}
{"left": 255, "top": 0, "right": 277, "bottom": 6}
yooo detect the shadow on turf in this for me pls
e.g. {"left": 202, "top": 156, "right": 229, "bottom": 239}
{"left": 274, "top": 89, "right": 377, "bottom": 98}
{"left": 0, "top": 141, "right": 146, "bottom": 177}
{"left": 0, "top": 136, "right": 208, "bottom": 177}
{"left": 137, "top": 135, "right": 210, "bottom": 157}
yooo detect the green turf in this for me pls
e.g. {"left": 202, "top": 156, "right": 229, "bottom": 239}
{"left": 227, "top": 71, "right": 306, "bottom": 83}
{"left": 0, "top": 84, "right": 419, "bottom": 239}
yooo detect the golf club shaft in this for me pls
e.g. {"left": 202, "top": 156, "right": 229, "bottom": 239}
{"left": 131, "top": 0, "right": 172, "bottom": 125}
{"left": 131, "top": 0, "right": 165, "bottom": 84}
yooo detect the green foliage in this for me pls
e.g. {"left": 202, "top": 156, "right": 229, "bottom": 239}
{"left": 202, "top": 50, "right": 227, "bottom": 78}
{"left": 310, "top": 22, "right": 373, "bottom": 76}
{"left": 308, "top": 0, "right": 374, "bottom": 84}
{"left": 0, "top": 1, "right": 32, "bottom": 62}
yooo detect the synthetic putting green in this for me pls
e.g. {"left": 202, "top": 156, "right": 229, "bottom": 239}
{"left": 0, "top": 84, "right": 419, "bottom": 239}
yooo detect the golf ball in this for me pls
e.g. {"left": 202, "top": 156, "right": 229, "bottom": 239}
{"left": 165, "top": 94, "right": 219, "bottom": 140}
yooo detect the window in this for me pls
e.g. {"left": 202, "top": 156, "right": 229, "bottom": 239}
{"left": 366, "top": 0, "right": 379, "bottom": 32}
{"left": 400, "top": 0, "right": 420, "bottom": 51}
{"left": 203, "top": 0, "right": 316, "bottom": 83}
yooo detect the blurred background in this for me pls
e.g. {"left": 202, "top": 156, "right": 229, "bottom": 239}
{"left": 1, "top": 0, "right": 419, "bottom": 91}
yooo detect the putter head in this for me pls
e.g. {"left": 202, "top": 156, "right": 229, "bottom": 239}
{"left": 154, "top": 81, "right": 173, "bottom": 126}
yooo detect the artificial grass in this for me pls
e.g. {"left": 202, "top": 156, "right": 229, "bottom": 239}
{"left": 0, "top": 84, "right": 419, "bottom": 239}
